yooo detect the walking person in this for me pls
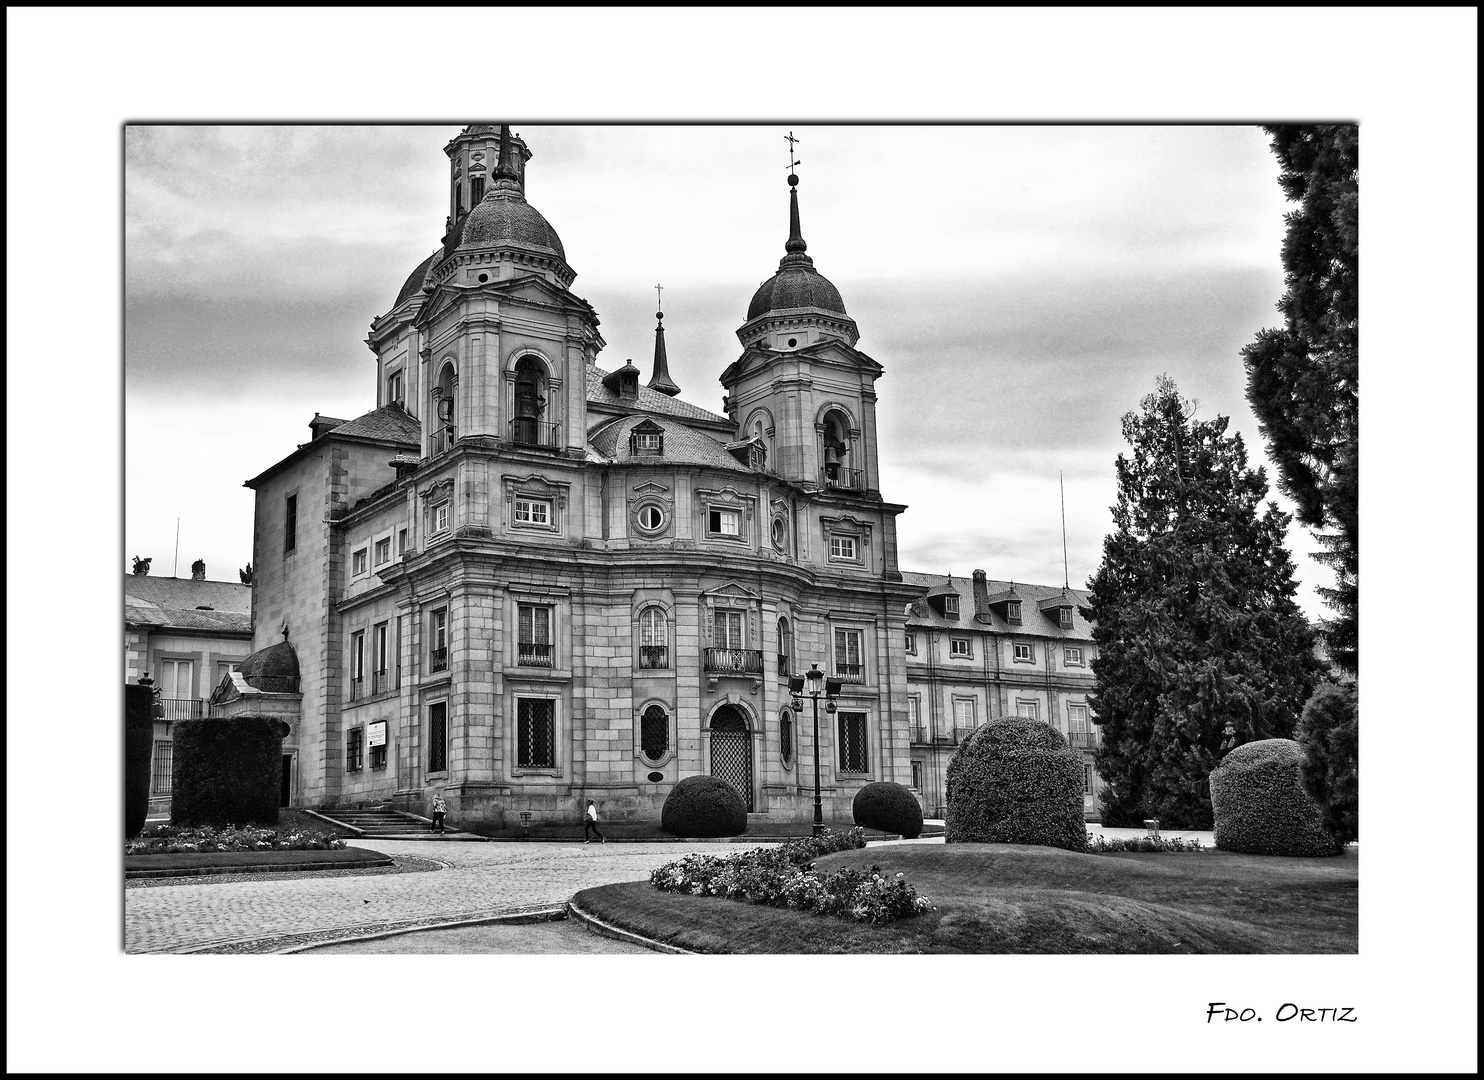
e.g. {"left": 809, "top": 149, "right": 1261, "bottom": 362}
{"left": 583, "top": 799, "right": 605, "bottom": 844}
{"left": 431, "top": 792, "right": 447, "bottom": 834}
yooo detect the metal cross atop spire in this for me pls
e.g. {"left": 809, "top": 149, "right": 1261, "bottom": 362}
{"left": 654, "top": 283, "right": 663, "bottom": 314}
{"left": 785, "top": 131, "right": 801, "bottom": 177}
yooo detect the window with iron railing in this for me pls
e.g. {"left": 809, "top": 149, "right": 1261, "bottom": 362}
{"left": 640, "top": 704, "right": 668, "bottom": 762}
{"left": 777, "top": 616, "right": 791, "bottom": 675}
{"left": 372, "top": 670, "right": 388, "bottom": 695}
{"left": 430, "top": 609, "right": 448, "bottom": 672}
{"left": 833, "top": 628, "right": 864, "bottom": 683}
{"left": 349, "top": 677, "right": 364, "bottom": 701}
{"left": 838, "top": 711, "right": 869, "bottom": 773}
{"left": 518, "top": 604, "right": 554, "bottom": 667}
{"left": 346, "top": 727, "right": 363, "bottom": 772}
{"left": 151, "top": 742, "right": 173, "bottom": 794}
{"left": 639, "top": 645, "right": 669, "bottom": 669}
{"left": 427, "top": 702, "right": 447, "bottom": 773}
{"left": 638, "top": 607, "right": 668, "bottom": 668}
{"left": 429, "top": 647, "right": 447, "bottom": 673}
{"left": 780, "top": 710, "right": 794, "bottom": 766}
{"left": 703, "top": 647, "right": 764, "bottom": 675}
{"left": 517, "top": 698, "right": 556, "bottom": 769}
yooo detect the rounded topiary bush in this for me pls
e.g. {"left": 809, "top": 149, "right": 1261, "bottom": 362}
{"left": 945, "top": 718, "right": 1086, "bottom": 851}
{"left": 852, "top": 781, "right": 924, "bottom": 839}
{"left": 124, "top": 683, "right": 155, "bottom": 840}
{"left": 171, "top": 716, "right": 288, "bottom": 827}
{"left": 1209, "top": 738, "right": 1343, "bottom": 857}
{"left": 660, "top": 775, "right": 748, "bottom": 838}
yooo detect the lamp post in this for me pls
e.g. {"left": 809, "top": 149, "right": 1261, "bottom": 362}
{"left": 788, "top": 663, "right": 842, "bottom": 837}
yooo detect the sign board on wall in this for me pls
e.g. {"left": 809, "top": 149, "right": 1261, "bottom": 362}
{"left": 368, "top": 721, "right": 387, "bottom": 748}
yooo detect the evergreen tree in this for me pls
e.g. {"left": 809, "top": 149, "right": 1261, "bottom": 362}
{"left": 1296, "top": 681, "right": 1358, "bottom": 843}
{"left": 1089, "top": 376, "right": 1321, "bottom": 828}
{"left": 1240, "top": 125, "right": 1358, "bottom": 676}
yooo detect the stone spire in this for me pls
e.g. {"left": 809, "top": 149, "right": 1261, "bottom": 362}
{"left": 492, "top": 124, "right": 521, "bottom": 188}
{"left": 647, "top": 303, "right": 680, "bottom": 396}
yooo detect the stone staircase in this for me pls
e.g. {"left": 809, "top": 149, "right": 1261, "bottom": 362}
{"left": 310, "top": 806, "right": 473, "bottom": 840}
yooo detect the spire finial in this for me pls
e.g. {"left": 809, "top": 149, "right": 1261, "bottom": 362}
{"left": 647, "top": 287, "right": 680, "bottom": 397}
{"left": 654, "top": 283, "right": 663, "bottom": 315}
{"left": 493, "top": 124, "right": 520, "bottom": 184}
{"left": 784, "top": 130, "right": 807, "bottom": 255}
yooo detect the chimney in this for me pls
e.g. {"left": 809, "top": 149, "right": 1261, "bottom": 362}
{"left": 972, "top": 569, "right": 991, "bottom": 623}
{"left": 309, "top": 412, "right": 342, "bottom": 441}
{"left": 191, "top": 559, "right": 206, "bottom": 581}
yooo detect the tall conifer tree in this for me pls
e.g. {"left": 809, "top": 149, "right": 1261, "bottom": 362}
{"left": 1089, "top": 376, "right": 1320, "bottom": 828}
{"left": 1240, "top": 125, "right": 1358, "bottom": 676}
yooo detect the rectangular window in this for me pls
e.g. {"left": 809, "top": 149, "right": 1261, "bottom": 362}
{"left": 1006, "top": 600, "right": 1021, "bottom": 622}
{"left": 907, "top": 695, "right": 920, "bottom": 728}
{"left": 430, "top": 608, "right": 448, "bottom": 672}
{"left": 1084, "top": 764, "right": 1094, "bottom": 795}
{"left": 514, "top": 497, "right": 552, "bottom": 526}
{"left": 427, "top": 702, "right": 447, "bottom": 773}
{"left": 713, "top": 610, "right": 744, "bottom": 649}
{"left": 517, "top": 698, "right": 556, "bottom": 769}
{"left": 1064, "top": 646, "right": 1084, "bottom": 666}
{"left": 432, "top": 502, "right": 449, "bottom": 534}
{"left": 350, "top": 631, "right": 365, "bottom": 699}
{"left": 374, "top": 537, "right": 391, "bottom": 566}
{"left": 911, "top": 760, "right": 924, "bottom": 790}
{"left": 352, "top": 547, "right": 369, "bottom": 577}
{"left": 394, "top": 616, "right": 403, "bottom": 689}
{"left": 707, "top": 507, "right": 741, "bottom": 537}
{"left": 953, "top": 697, "right": 976, "bottom": 731}
{"left": 284, "top": 493, "right": 297, "bottom": 553}
{"left": 833, "top": 628, "right": 863, "bottom": 681}
{"left": 828, "top": 534, "right": 857, "bottom": 560}
{"left": 373, "top": 622, "right": 389, "bottom": 694}
{"left": 517, "top": 604, "right": 554, "bottom": 667}
{"left": 369, "top": 742, "right": 387, "bottom": 770}
{"left": 1058, "top": 608, "right": 1074, "bottom": 630}
{"left": 943, "top": 596, "right": 960, "bottom": 616}
{"left": 1068, "top": 703, "right": 1089, "bottom": 733}
{"left": 151, "top": 741, "right": 174, "bottom": 795}
{"left": 387, "top": 369, "right": 404, "bottom": 406}
{"left": 159, "top": 658, "right": 193, "bottom": 702}
{"left": 949, "top": 637, "right": 971, "bottom": 658}
{"left": 905, "top": 632, "right": 916, "bottom": 655}
{"left": 397, "top": 527, "right": 408, "bottom": 556}
{"left": 368, "top": 721, "right": 387, "bottom": 769}
{"left": 1013, "top": 642, "right": 1034, "bottom": 663}
{"left": 635, "top": 432, "right": 662, "bottom": 452}
{"left": 346, "top": 726, "right": 364, "bottom": 772}
{"left": 1016, "top": 699, "right": 1039, "bottom": 721}
{"left": 838, "top": 711, "right": 869, "bottom": 773}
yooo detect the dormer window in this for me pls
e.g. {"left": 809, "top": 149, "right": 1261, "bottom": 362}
{"left": 630, "top": 419, "right": 664, "bottom": 456}
{"left": 1058, "top": 608, "right": 1073, "bottom": 629}
{"left": 749, "top": 442, "right": 766, "bottom": 470}
{"left": 1007, "top": 601, "right": 1022, "bottom": 623}
{"left": 944, "top": 596, "right": 960, "bottom": 617}
{"left": 387, "top": 369, "right": 404, "bottom": 408}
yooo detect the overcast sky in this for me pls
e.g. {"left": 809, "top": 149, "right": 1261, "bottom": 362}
{"left": 125, "top": 123, "right": 1329, "bottom": 612}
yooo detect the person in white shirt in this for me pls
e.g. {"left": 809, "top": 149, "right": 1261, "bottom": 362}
{"left": 583, "top": 799, "right": 605, "bottom": 843}
{"left": 431, "top": 793, "right": 447, "bottom": 834}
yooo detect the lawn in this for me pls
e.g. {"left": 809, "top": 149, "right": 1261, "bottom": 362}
{"left": 126, "top": 847, "right": 390, "bottom": 875}
{"left": 572, "top": 843, "right": 1358, "bottom": 954}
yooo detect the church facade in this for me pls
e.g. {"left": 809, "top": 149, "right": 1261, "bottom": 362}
{"left": 223, "top": 125, "right": 1102, "bottom": 830}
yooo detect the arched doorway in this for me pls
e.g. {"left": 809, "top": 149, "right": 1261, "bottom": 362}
{"left": 709, "top": 706, "right": 754, "bottom": 812}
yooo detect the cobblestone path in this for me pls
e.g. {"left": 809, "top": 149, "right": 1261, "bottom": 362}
{"left": 124, "top": 839, "right": 770, "bottom": 953}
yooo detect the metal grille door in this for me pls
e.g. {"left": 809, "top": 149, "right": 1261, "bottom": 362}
{"left": 710, "top": 709, "right": 753, "bottom": 812}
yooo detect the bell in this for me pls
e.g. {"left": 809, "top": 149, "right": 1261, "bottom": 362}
{"left": 823, "top": 446, "right": 841, "bottom": 465}
{"left": 437, "top": 396, "right": 455, "bottom": 422}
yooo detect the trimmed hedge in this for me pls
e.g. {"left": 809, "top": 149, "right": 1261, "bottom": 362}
{"left": 945, "top": 718, "right": 1087, "bottom": 851}
{"left": 125, "top": 684, "right": 155, "bottom": 839}
{"left": 852, "top": 781, "right": 924, "bottom": 839}
{"left": 1296, "top": 682, "right": 1359, "bottom": 844}
{"left": 660, "top": 775, "right": 748, "bottom": 838}
{"left": 171, "top": 717, "right": 287, "bottom": 827}
{"left": 1209, "top": 739, "right": 1343, "bottom": 857}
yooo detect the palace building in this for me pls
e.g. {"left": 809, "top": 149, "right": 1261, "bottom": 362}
{"left": 214, "top": 125, "right": 1102, "bottom": 829}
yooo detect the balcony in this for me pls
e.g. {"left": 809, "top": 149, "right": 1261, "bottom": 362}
{"left": 1069, "top": 731, "right": 1097, "bottom": 749}
{"left": 509, "top": 417, "right": 561, "bottom": 450}
{"left": 777, "top": 654, "right": 790, "bottom": 675}
{"left": 518, "top": 642, "right": 554, "bottom": 668}
{"left": 703, "top": 648, "right": 764, "bottom": 676}
{"left": 932, "top": 728, "right": 957, "bottom": 746}
{"left": 833, "top": 662, "right": 864, "bottom": 684}
{"left": 372, "top": 669, "right": 388, "bottom": 695}
{"left": 429, "top": 647, "right": 447, "bottom": 673}
{"left": 160, "top": 698, "right": 205, "bottom": 722}
{"left": 909, "top": 725, "right": 928, "bottom": 744}
{"left": 349, "top": 676, "right": 364, "bottom": 702}
{"left": 821, "top": 467, "right": 866, "bottom": 492}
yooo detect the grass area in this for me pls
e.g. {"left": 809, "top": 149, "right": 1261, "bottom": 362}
{"left": 573, "top": 843, "right": 1357, "bottom": 954}
{"left": 125, "top": 848, "right": 390, "bottom": 873}
{"left": 284, "top": 808, "right": 359, "bottom": 839}
{"left": 458, "top": 820, "right": 920, "bottom": 841}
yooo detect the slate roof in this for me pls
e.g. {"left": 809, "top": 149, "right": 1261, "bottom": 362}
{"left": 328, "top": 403, "right": 421, "bottom": 444}
{"left": 125, "top": 576, "right": 253, "bottom": 634}
{"left": 393, "top": 251, "right": 440, "bottom": 309}
{"left": 900, "top": 571, "right": 1095, "bottom": 638}
{"left": 588, "top": 414, "right": 750, "bottom": 473}
{"left": 586, "top": 366, "right": 730, "bottom": 425}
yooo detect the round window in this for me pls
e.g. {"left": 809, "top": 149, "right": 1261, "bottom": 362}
{"left": 477, "top": 272, "right": 489, "bottom": 283}
{"left": 638, "top": 504, "right": 665, "bottom": 532}
{"left": 771, "top": 518, "right": 787, "bottom": 551}
{"left": 787, "top": 337, "right": 798, "bottom": 347}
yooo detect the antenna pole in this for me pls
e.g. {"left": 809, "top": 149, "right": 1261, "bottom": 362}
{"left": 174, "top": 517, "right": 180, "bottom": 579}
{"left": 1060, "top": 472, "right": 1069, "bottom": 591}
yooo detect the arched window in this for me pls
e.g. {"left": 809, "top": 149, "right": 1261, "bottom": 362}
{"left": 432, "top": 362, "right": 457, "bottom": 455}
{"left": 822, "top": 410, "right": 849, "bottom": 486}
{"left": 641, "top": 704, "right": 669, "bottom": 762}
{"left": 777, "top": 616, "right": 791, "bottom": 675}
{"left": 779, "top": 709, "right": 794, "bottom": 767}
{"left": 639, "top": 607, "right": 668, "bottom": 669}
{"left": 512, "top": 356, "right": 549, "bottom": 446}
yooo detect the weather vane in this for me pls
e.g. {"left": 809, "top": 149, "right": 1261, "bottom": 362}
{"left": 785, "top": 131, "right": 801, "bottom": 176}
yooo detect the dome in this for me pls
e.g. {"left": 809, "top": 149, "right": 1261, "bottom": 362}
{"left": 747, "top": 260, "right": 848, "bottom": 321}
{"left": 460, "top": 187, "right": 566, "bottom": 260}
{"left": 237, "top": 640, "right": 300, "bottom": 693}
{"left": 393, "top": 251, "right": 439, "bottom": 309}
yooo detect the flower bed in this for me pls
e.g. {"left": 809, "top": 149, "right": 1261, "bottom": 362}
{"left": 648, "top": 828, "right": 934, "bottom": 924}
{"left": 1085, "top": 833, "right": 1206, "bottom": 853}
{"left": 125, "top": 822, "right": 346, "bottom": 855}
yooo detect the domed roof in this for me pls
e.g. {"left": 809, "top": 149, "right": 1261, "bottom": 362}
{"left": 237, "top": 640, "right": 300, "bottom": 693}
{"left": 747, "top": 261, "right": 848, "bottom": 321}
{"left": 460, "top": 186, "right": 565, "bottom": 260}
{"left": 393, "top": 251, "right": 439, "bottom": 309}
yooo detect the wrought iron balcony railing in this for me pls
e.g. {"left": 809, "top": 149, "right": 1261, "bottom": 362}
{"left": 518, "top": 642, "right": 554, "bottom": 667}
{"left": 509, "top": 417, "right": 561, "bottom": 449}
{"left": 1068, "top": 731, "right": 1097, "bottom": 749}
{"left": 371, "top": 669, "right": 388, "bottom": 695}
{"left": 429, "top": 647, "right": 447, "bottom": 673}
{"left": 821, "top": 467, "right": 866, "bottom": 491}
{"left": 703, "top": 648, "right": 765, "bottom": 675}
{"left": 909, "top": 725, "right": 928, "bottom": 744}
{"left": 349, "top": 676, "right": 363, "bottom": 701}
{"left": 639, "top": 645, "right": 669, "bottom": 669}
{"left": 833, "top": 662, "right": 864, "bottom": 684}
{"left": 777, "top": 653, "right": 790, "bottom": 675}
{"left": 160, "top": 698, "right": 205, "bottom": 722}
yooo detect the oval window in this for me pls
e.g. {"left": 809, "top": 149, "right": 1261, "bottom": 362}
{"left": 771, "top": 518, "right": 787, "bottom": 551}
{"left": 647, "top": 771, "right": 664, "bottom": 783}
{"left": 638, "top": 504, "right": 664, "bottom": 531}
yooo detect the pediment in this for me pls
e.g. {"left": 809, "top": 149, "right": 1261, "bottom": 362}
{"left": 702, "top": 580, "right": 761, "bottom": 602}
